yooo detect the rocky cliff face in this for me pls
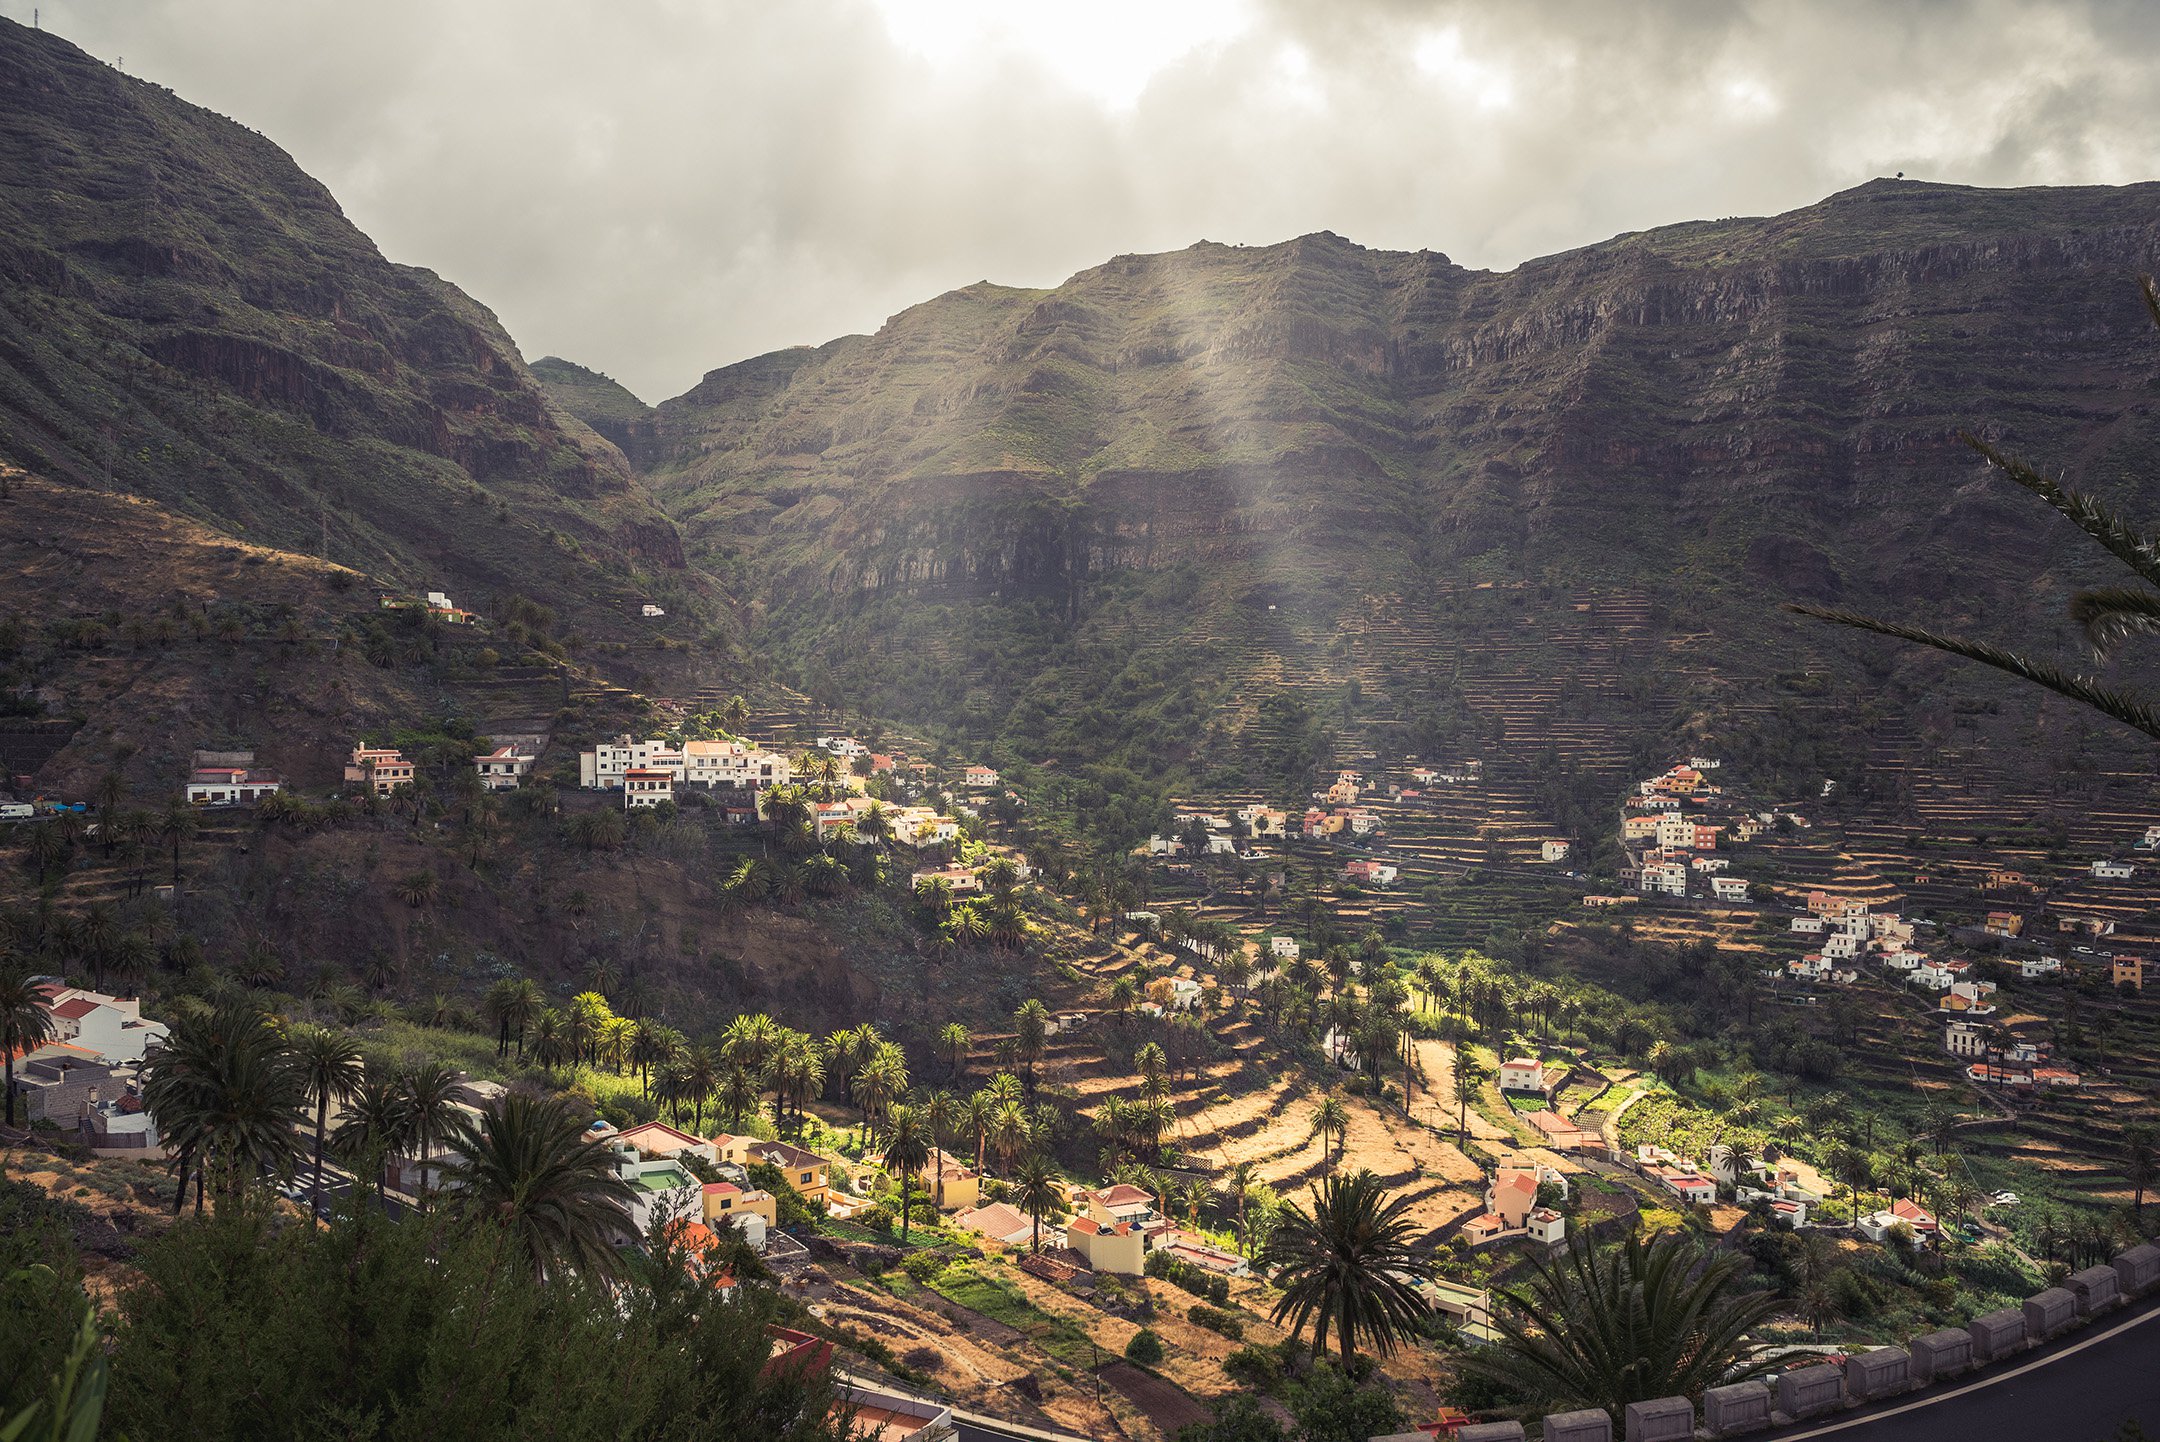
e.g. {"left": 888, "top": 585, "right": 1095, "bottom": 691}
{"left": 641, "top": 181, "right": 2160, "bottom": 753}
{"left": 0, "top": 19, "right": 690, "bottom": 634}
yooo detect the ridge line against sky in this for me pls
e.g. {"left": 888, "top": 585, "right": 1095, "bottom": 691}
{"left": 17, "top": 0, "right": 2160, "bottom": 401}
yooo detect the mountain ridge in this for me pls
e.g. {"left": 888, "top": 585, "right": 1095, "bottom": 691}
{"left": 0, "top": 17, "right": 701, "bottom": 646}
{"left": 590, "top": 178, "right": 2160, "bottom": 825}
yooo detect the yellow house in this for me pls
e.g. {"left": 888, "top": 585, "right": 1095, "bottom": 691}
{"left": 916, "top": 1155, "right": 982, "bottom": 1212}
{"left": 741, "top": 1139, "right": 831, "bottom": 1207}
{"left": 1064, "top": 1195, "right": 1145, "bottom": 1275}
{"left": 701, "top": 1181, "right": 778, "bottom": 1227}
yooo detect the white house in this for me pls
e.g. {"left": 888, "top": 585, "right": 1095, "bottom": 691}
{"left": 1638, "top": 862, "right": 1688, "bottom": 896}
{"left": 1821, "top": 933, "right": 1861, "bottom": 960}
{"left": 1790, "top": 915, "right": 1825, "bottom": 934}
{"left": 682, "top": 740, "right": 791, "bottom": 791}
{"left": 184, "top": 767, "right": 283, "bottom": 806}
{"left": 962, "top": 765, "right": 1001, "bottom": 789}
{"left": 1945, "top": 1021, "right": 1990, "bottom": 1059}
{"left": 1541, "top": 840, "right": 1571, "bottom": 863}
{"left": 1344, "top": 859, "right": 1399, "bottom": 887}
{"left": 2021, "top": 955, "right": 2063, "bottom": 980}
{"left": 1497, "top": 1057, "right": 1556, "bottom": 1095}
{"left": 1712, "top": 876, "right": 1749, "bottom": 902}
{"left": 1692, "top": 856, "right": 1730, "bottom": 874}
{"left": 623, "top": 768, "right": 675, "bottom": 809}
{"left": 473, "top": 746, "right": 536, "bottom": 792}
{"left": 580, "top": 736, "right": 685, "bottom": 790}
{"left": 2093, "top": 860, "right": 2135, "bottom": 880}
{"left": 1655, "top": 814, "right": 1697, "bottom": 850}
{"left": 1269, "top": 935, "right": 1301, "bottom": 960}
{"left": 2138, "top": 824, "right": 2160, "bottom": 850}
{"left": 39, "top": 988, "right": 169, "bottom": 1064}
{"left": 816, "top": 736, "right": 868, "bottom": 759}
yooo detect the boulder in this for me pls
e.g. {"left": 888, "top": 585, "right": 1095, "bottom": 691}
{"left": 1456, "top": 1425, "right": 1527, "bottom": 1442}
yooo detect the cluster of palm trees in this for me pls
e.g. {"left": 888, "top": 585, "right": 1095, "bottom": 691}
{"left": 136, "top": 997, "right": 640, "bottom": 1278}
{"left": 910, "top": 855, "right": 1032, "bottom": 954}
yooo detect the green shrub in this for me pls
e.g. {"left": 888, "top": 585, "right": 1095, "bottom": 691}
{"left": 1124, "top": 1328, "right": 1165, "bottom": 1366}
{"left": 1189, "top": 1303, "right": 1244, "bottom": 1340}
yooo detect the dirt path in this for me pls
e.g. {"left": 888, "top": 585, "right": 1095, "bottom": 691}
{"left": 1410, "top": 1039, "right": 1513, "bottom": 1142}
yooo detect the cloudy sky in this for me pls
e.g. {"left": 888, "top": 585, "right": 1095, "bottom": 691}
{"left": 23, "top": 0, "right": 2160, "bottom": 401}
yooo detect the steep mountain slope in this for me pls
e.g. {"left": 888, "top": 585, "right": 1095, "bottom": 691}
{"left": 644, "top": 184, "right": 2160, "bottom": 813}
{"left": 0, "top": 19, "right": 694, "bottom": 643}
{"left": 530, "top": 357, "right": 662, "bottom": 467}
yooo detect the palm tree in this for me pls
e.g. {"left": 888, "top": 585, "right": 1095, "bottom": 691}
{"left": 2125, "top": 1125, "right": 2156, "bottom": 1219}
{"left": 881, "top": 1104, "right": 933, "bottom": 1242}
{"left": 720, "top": 1063, "right": 759, "bottom": 1127}
{"left": 1453, "top": 1047, "right": 1486, "bottom": 1145}
{"left": 1013, "top": 999, "right": 1050, "bottom": 1089}
{"left": 1463, "top": 1231, "right": 1783, "bottom": 1418}
{"left": 290, "top": 1025, "right": 365, "bottom": 1222}
{"left": 0, "top": 967, "right": 57, "bottom": 1128}
{"left": 442, "top": 1093, "right": 638, "bottom": 1279}
{"left": 988, "top": 1099, "right": 1032, "bottom": 1177}
{"left": 399, "top": 1060, "right": 463, "bottom": 1210}
{"left": 676, "top": 1043, "right": 722, "bottom": 1132}
{"left": 1014, "top": 1152, "right": 1064, "bottom": 1253}
{"left": 1307, "top": 1096, "right": 1349, "bottom": 1169}
{"left": 853, "top": 1044, "right": 908, "bottom": 1141}
{"left": 332, "top": 1071, "right": 411, "bottom": 1198}
{"left": 141, "top": 1002, "right": 306, "bottom": 1209}
{"left": 964, "top": 1090, "right": 995, "bottom": 1175}
{"left": 1260, "top": 1170, "right": 1437, "bottom": 1366}
{"left": 922, "top": 1090, "right": 960, "bottom": 1207}
{"left": 158, "top": 797, "right": 197, "bottom": 885}
{"left": 940, "top": 1021, "right": 971, "bottom": 1081}
{"left": 1221, "top": 1160, "right": 1260, "bottom": 1256}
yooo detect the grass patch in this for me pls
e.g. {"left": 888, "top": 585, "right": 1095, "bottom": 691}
{"left": 926, "top": 1263, "right": 1101, "bottom": 1368}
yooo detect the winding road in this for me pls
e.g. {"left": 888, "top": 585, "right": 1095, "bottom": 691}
{"left": 1762, "top": 1296, "right": 2160, "bottom": 1442}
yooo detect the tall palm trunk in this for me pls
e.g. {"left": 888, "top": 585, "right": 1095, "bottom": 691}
{"left": 311, "top": 1098, "right": 331, "bottom": 1223}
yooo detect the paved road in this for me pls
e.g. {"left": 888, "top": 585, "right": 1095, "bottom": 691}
{"left": 1765, "top": 1299, "right": 2160, "bottom": 1442}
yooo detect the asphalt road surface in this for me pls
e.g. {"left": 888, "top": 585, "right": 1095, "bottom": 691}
{"left": 1765, "top": 1299, "right": 2160, "bottom": 1442}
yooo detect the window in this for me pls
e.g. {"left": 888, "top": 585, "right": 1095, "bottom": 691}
{"left": 801, "top": 1171, "right": 814, "bottom": 1185}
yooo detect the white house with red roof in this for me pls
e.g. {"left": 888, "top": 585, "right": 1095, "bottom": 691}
{"left": 961, "top": 765, "right": 1000, "bottom": 789}
{"left": 1497, "top": 1056, "right": 1558, "bottom": 1096}
{"left": 38, "top": 986, "right": 168, "bottom": 1064}
{"left": 1344, "top": 859, "right": 1398, "bottom": 888}
{"left": 472, "top": 745, "right": 536, "bottom": 791}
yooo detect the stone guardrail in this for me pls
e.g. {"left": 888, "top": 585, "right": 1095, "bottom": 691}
{"left": 1389, "top": 1241, "right": 2160, "bottom": 1442}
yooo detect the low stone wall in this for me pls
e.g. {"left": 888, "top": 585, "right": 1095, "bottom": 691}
{"left": 1520, "top": 1239, "right": 2157, "bottom": 1439}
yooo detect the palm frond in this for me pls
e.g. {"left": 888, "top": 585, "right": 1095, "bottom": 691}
{"left": 1785, "top": 604, "right": 2160, "bottom": 741}
{"left": 2067, "top": 585, "right": 2160, "bottom": 657}
{"left": 1960, "top": 435, "right": 2160, "bottom": 589}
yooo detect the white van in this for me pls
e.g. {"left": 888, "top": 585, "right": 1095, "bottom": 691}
{"left": 0, "top": 802, "right": 34, "bottom": 821}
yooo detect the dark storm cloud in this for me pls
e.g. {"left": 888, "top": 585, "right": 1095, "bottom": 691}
{"left": 22, "top": 0, "right": 2160, "bottom": 400}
